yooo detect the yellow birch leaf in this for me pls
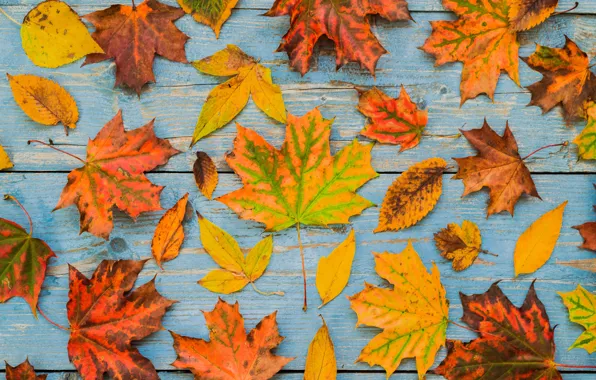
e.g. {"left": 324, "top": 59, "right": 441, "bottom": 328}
{"left": 304, "top": 317, "right": 337, "bottom": 380}
{"left": 316, "top": 229, "right": 356, "bottom": 307}
{"left": 199, "top": 269, "right": 249, "bottom": 294}
{"left": 244, "top": 235, "right": 274, "bottom": 282}
{"left": 0, "top": 144, "right": 13, "bottom": 170}
{"left": 514, "top": 201, "right": 567, "bottom": 277}
{"left": 7, "top": 74, "right": 79, "bottom": 134}
{"left": 151, "top": 193, "right": 189, "bottom": 269}
{"left": 21, "top": 0, "right": 103, "bottom": 68}
{"left": 559, "top": 285, "right": 596, "bottom": 353}
{"left": 197, "top": 212, "right": 245, "bottom": 273}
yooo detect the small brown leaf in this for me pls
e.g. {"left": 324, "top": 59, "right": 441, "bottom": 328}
{"left": 434, "top": 220, "right": 483, "bottom": 271}
{"left": 6, "top": 359, "right": 46, "bottom": 380}
{"left": 193, "top": 151, "right": 218, "bottom": 199}
{"left": 152, "top": 193, "right": 189, "bottom": 269}
{"left": 573, "top": 222, "right": 596, "bottom": 251}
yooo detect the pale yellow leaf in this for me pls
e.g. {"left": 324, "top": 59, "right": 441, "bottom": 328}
{"left": 250, "top": 65, "right": 287, "bottom": 124}
{"left": 0, "top": 144, "right": 13, "bottom": 170}
{"left": 304, "top": 317, "right": 337, "bottom": 380}
{"left": 197, "top": 212, "right": 245, "bottom": 273}
{"left": 244, "top": 235, "right": 273, "bottom": 282}
{"left": 316, "top": 229, "right": 356, "bottom": 307}
{"left": 198, "top": 269, "right": 249, "bottom": 294}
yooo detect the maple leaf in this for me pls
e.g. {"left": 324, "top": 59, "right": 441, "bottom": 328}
{"left": 84, "top": 0, "right": 189, "bottom": 95}
{"left": 422, "top": 0, "right": 553, "bottom": 104}
{"left": 152, "top": 193, "right": 189, "bottom": 269}
{"left": 67, "top": 260, "right": 175, "bottom": 380}
{"left": 193, "top": 151, "right": 218, "bottom": 199}
{"left": 523, "top": 37, "right": 596, "bottom": 121}
{"left": 170, "top": 298, "right": 293, "bottom": 379}
{"left": 191, "top": 45, "right": 286, "bottom": 144}
{"left": 453, "top": 120, "right": 540, "bottom": 217}
{"left": 559, "top": 285, "right": 596, "bottom": 353}
{"left": 508, "top": 0, "right": 559, "bottom": 31}
{"left": 5, "top": 359, "right": 46, "bottom": 380}
{"left": 177, "top": 0, "right": 238, "bottom": 37}
{"left": 376, "top": 157, "right": 446, "bottom": 233}
{"left": 52, "top": 110, "right": 179, "bottom": 240}
{"left": 435, "top": 282, "right": 560, "bottom": 379}
{"left": 0, "top": 195, "right": 56, "bottom": 316}
{"left": 574, "top": 102, "right": 596, "bottom": 159}
{"left": 357, "top": 86, "right": 427, "bottom": 151}
{"left": 349, "top": 241, "right": 448, "bottom": 378}
{"left": 265, "top": 0, "right": 412, "bottom": 75}
{"left": 434, "top": 220, "right": 485, "bottom": 271}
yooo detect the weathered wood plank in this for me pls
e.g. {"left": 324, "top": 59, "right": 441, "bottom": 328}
{"left": 0, "top": 172, "right": 594, "bottom": 372}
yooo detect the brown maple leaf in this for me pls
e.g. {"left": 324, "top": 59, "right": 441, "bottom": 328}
{"left": 171, "top": 298, "right": 294, "bottom": 379}
{"left": 52, "top": 110, "right": 180, "bottom": 239}
{"left": 84, "top": 0, "right": 189, "bottom": 95}
{"left": 573, "top": 184, "right": 596, "bottom": 251}
{"left": 453, "top": 120, "right": 540, "bottom": 217}
{"left": 265, "top": 0, "right": 412, "bottom": 75}
{"left": 6, "top": 359, "right": 46, "bottom": 380}
{"left": 67, "top": 260, "right": 175, "bottom": 380}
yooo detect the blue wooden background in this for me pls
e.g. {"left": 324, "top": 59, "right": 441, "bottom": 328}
{"left": 1, "top": 0, "right": 595, "bottom": 378}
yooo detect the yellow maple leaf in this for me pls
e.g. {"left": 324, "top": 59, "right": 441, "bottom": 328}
{"left": 559, "top": 285, "right": 596, "bottom": 353}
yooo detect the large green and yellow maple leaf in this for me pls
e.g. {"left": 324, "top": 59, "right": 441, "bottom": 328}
{"left": 559, "top": 285, "right": 596, "bottom": 353}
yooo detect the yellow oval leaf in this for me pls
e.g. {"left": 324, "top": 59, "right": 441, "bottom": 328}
{"left": 304, "top": 317, "right": 337, "bottom": 380}
{"left": 316, "top": 229, "right": 356, "bottom": 307}
{"left": 244, "top": 235, "right": 273, "bottom": 282}
{"left": 514, "top": 201, "right": 567, "bottom": 277}
{"left": 151, "top": 193, "right": 189, "bottom": 269}
{"left": 0, "top": 144, "right": 13, "bottom": 170}
{"left": 198, "top": 269, "right": 249, "bottom": 294}
{"left": 197, "top": 212, "right": 245, "bottom": 273}
{"left": 7, "top": 73, "right": 79, "bottom": 133}
{"left": 21, "top": 0, "right": 103, "bottom": 68}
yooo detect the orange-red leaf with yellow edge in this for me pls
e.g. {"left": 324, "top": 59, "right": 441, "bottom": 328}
{"left": 508, "top": 0, "right": 559, "bottom": 31}
{"left": 152, "top": 193, "right": 189, "bottom": 269}
{"left": 265, "top": 0, "right": 412, "bottom": 75}
{"left": 170, "top": 298, "right": 293, "bottom": 379}
{"left": 434, "top": 281, "right": 560, "bottom": 379}
{"left": 84, "top": 0, "right": 189, "bottom": 95}
{"left": 357, "top": 86, "right": 427, "bottom": 151}
{"left": 54, "top": 110, "right": 180, "bottom": 240}
{"left": 6, "top": 359, "right": 46, "bottom": 380}
{"left": 67, "top": 260, "right": 175, "bottom": 380}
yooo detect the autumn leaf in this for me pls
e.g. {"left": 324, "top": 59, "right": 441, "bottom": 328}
{"left": 0, "top": 195, "right": 55, "bottom": 316}
{"left": 508, "top": 0, "right": 559, "bottom": 31}
{"left": 193, "top": 151, "right": 218, "bottom": 199}
{"left": 304, "top": 316, "right": 337, "bottom": 380}
{"left": 84, "top": 0, "right": 189, "bottom": 95}
{"left": 574, "top": 222, "right": 596, "bottom": 251}
{"left": 0, "top": 143, "right": 12, "bottom": 170}
{"left": 170, "top": 298, "right": 294, "bottom": 379}
{"left": 375, "top": 157, "right": 446, "bottom": 233}
{"left": 191, "top": 45, "right": 286, "bottom": 144}
{"left": 51, "top": 110, "right": 180, "bottom": 240}
{"left": 434, "top": 220, "right": 491, "bottom": 271}
{"left": 7, "top": 74, "right": 78, "bottom": 135}
{"left": 357, "top": 86, "right": 427, "bottom": 151}
{"left": 453, "top": 121, "right": 540, "bottom": 217}
{"left": 573, "top": 102, "right": 596, "bottom": 159}
{"left": 152, "top": 193, "right": 189, "bottom": 269}
{"left": 5, "top": 359, "right": 46, "bottom": 380}
{"left": 523, "top": 37, "right": 596, "bottom": 121}
{"left": 21, "top": 0, "right": 103, "bottom": 68}
{"left": 67, "top": 260, "right": 175, "bottom": 380}
{"left": 349, "top": 241, "right": 448, "bottom": 378}
{"left": 177, "top": 0, "right": 238, "bottom": 37}
{"left": 434, "top": 282, "right": 560, "bottom": 379}
{"left": 265, "top": 0, "right": 412, "bottom": 75}
{"left": 316, "top": 229, "right": 356, "bottom": 307}
{"left": 514, "top": 201, "right": 567, "bottom": 276}
{"left": 559, "top": 285, "right": 596, "bottom": 353}
{"left": 197, "top": 212, "right": 281, "bottom": 296}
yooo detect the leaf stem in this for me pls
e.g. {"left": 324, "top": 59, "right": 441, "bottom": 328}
{"left": 4, "top": 194, "right": 32, "bottom": 235}
{"left": 28, "top": 140, "right": 85, "bottom": 163}
{"left": 555, "top": 362, "right": 596, "bottom": 369}
{"left": 251, "top": 282, "right": 284, "bottom": 297}
{"left": 521, "top": 141, "right": 568, "bottom": 161}
{"left": 37, "top": 305, "right": 69, "bottom": 331}
{"left": 296, "top": 224, "right": 308, "bottom": 311}
{"left": 422, "top": 132, "right": 462, "bottom": 139}
{"left": 552, "top": 2, "right": 578, "bottom": 16}
{"left": 480, "top": 249, "right": 498, "bottom": 257}
{"left": 0, "top": 7, "right": 21, "bottom": 26}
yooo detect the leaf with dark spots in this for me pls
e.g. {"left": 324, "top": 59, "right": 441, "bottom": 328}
{"left": 193, "top": 151, "right": 218, "bottom": 199}
{"left": 6, "top": 359, "right": 46, "bottom": 380}
{"left": 67, "top": 260, "right": 175, "bottom": 380}
{"left": 170, "top": 298, "right": 293, "bottom": 379}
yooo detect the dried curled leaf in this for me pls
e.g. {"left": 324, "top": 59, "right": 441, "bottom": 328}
{"left": 316, "top": 229, "right": 356, "bottom": 307}
{"left": 68, "top": 260, "right": 175, "bottom": 380}
{"left": 435, "top": 282, "right": 560, "bottom": 379}
{"left": 453, "top": 121, "right": 539, "bottom": 217}
{"left": 170, "top": 298, "right": 294, "bottom": 379}
{"left": 508, "top": 0, "right": 559, "bottom": 31}
{"left": 55, "top": 110, "right": 180, "bottom": 239}
{"left": 6, "top": 359, "right": 46, "bottom": 380}
{"left": 0, "top": 143, "right": 13, "bottom": 170}
{"left": 349, "top": 241, "right": 448, "bottom": 378}
{"left": 21, "top": 0, "right": 103, "bottom": 68}
{"left": 177, "top": 0, "right": 238, "bottom": 37}
{"left": 573, "top": 102, "right": 596, "bottom": 160}
{"left": 193, "top": 151, "right": 218, "bottom": 199}
{"left": 84, "top": 0, "right": 189, "bottom": 95}
{"left": 523, "top": 37, "right": 596, "bottom": 122}
{"left": 7, "top": 74, "right": 78, "bottom": 134}
{"left": 265, "top": 0, "right": 412, "bottom": 75}
{"left": 559, "top": 285, "right": 596, "bottom": 353}
{"left": 152, "top": 193, "right": 189, "bottom": 269}
{"left": 304, "top": 317, "right": 337, "bottom": 380}
{"left": 191, "top": 45, "right": 286, "bottom": 144}
{"left": 357, "top": 86, "right": 427, "bottom": 151}
{"left": 434, "top": 220, "right": 482, "bottom": 271}
{"left": 375, "top": 157, "right": 446, "bottom": 233}
{"left": 514, "top": 201, "right": 566, "bottom": 277}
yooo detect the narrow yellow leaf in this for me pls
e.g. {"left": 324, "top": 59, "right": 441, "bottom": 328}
{"left": 514, "top": 201, "right": 567, "bottom": 277}
{"left": 151, "top": 193, "right": 188, "bottom": 269}
{"left": 244, "top": 235, "right": 273, "bottom": 282}
{"left": 197, "top": 212, "right": 245, "bottom": 273}
{"left": 304, "top": 317, "right": 337, "bottom": 380}
{"left": 21, "top": 0, "right": 103, "bottom": 68}
{"left": 0, "top": 144, "right": 13, "bottom": 170}
{"left": 250, "top": 65, "right": 287, "bottom": 123}
{"left": 316, "top": 229, "right": 356, "bottom": 307}
{"left": 198, "top": 269, "right": 249, "bottom": 294}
